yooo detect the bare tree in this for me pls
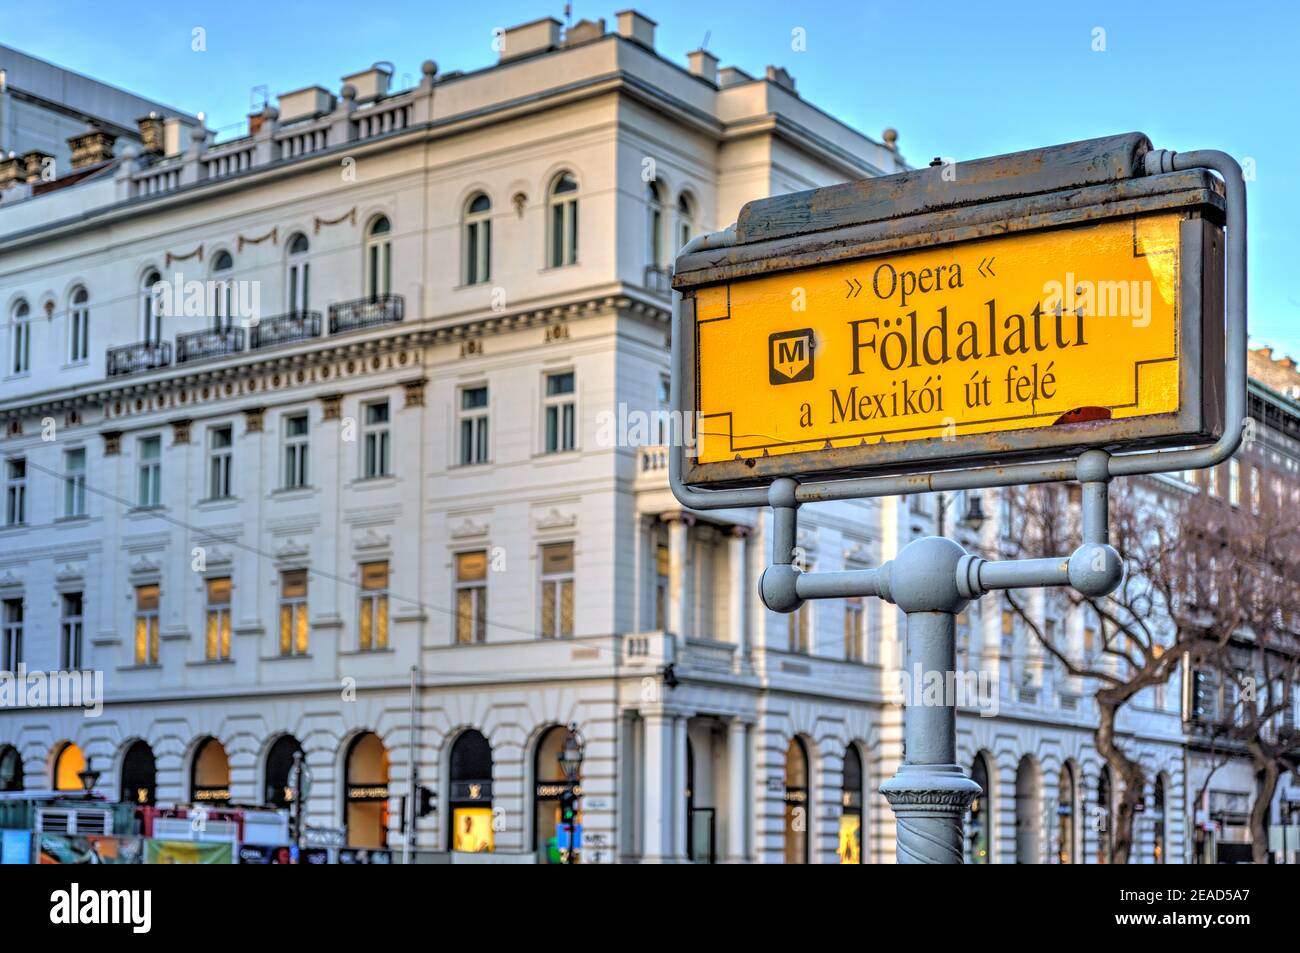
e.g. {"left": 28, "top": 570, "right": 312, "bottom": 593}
{"left": 997, "top": 470, "right": 1275, "bottom": 863}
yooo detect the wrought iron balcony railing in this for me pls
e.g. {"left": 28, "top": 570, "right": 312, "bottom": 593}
{"left": 176, "top": 327, "right": 245, "bottom": 364}
{"left": 328, "top": 294, "right": 404, "bottom": 335}
{"left": 107, "top": 341, "right": 172, "bottom": 377}
{"left": 249, "top": 311, "right": 323, "bottom": 350}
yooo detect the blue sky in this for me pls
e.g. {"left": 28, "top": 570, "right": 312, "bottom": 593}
{"left": 9, "top": 0, "right": 1298, "bottom": 353}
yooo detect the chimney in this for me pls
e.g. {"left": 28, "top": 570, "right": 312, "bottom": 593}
{"left": 162, "top": 117, "right": 192, "bottom": 157}
{"left": 687, "top": 49, "right": 718, "bottom": 84}
{"left": 21, "top": 150, "right": 53, "bottom": 184}
{"left": 137, "top": 113, "right": 165, "bottom": 154}
{"left": 565, "top": 18, "right": 606, "bottom": 45}
{"left": 615, "top": 10, "right": 656, "bottom": 48}
{"left": 341, "top": 65, "right": 392, "bottom": 103}
{"left": 278, "top": 86, "right": 335, "bottom": 124}
{"left": 765, "top": 66, "right": 796, "bottom": 93}
{"left": 499, "top": 18, "right": 562, "bottom": 62}
{"left": 0, "top": 153, "right": 22, "bottom": 190}
{"left": 68, "top": 128, "right": 117, "bottom": 169}
{"left": 718, "top": 66, "right": 753, "bottom": 88}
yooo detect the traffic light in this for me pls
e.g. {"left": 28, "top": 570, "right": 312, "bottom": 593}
{"left": 559, "top": 788, "right": 578, "bottom": 824}
{"left": 417, "top": 785, "right": 436, "bottom": 818}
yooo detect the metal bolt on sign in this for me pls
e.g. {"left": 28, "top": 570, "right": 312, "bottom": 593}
{"left": 668, "top": 135, "right": 1246, "bottom": 863}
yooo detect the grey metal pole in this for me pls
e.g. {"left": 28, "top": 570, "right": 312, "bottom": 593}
{"left": 878, "top": 537, "right": 982, "bottom": 863}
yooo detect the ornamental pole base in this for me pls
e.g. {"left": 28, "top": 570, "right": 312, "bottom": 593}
{"left": 880, "top": 764, "right": 981, "bottom": 864}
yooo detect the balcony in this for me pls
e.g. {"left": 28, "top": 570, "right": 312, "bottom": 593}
{"left": 329, "top": 294, "right": 404, "bottom": 335}
{"left": 107, "top": 341, "right": 172, "bottom": 377}
{"left": 644, "top": 265, "right": 672, "bottom": 297}
{"left": 249, "top": 311, "right": 322, "bottom": 350}
{"left": 176, "top": 327, "right": 245, "bottom": 365}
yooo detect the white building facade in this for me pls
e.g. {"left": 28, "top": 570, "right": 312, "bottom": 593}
{"left": 0, "top": 11, "right": 1195, "bottom": 862}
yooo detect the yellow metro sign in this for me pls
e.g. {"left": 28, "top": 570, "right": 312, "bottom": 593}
{"left": 679, "top": 207, "right": 1225, "bottom": 486}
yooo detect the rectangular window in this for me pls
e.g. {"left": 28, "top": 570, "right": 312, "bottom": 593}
{"left": 1207, "top": 465, "right": 1220, "bottom": 498}
{"left": 63, "top": 448, "right": 87, "bottom": 517}
{"left": 539, "top": 542, "right": 575, "bottom": 639}
{"left": 657, "top": 376, "right": 672, "bottom": 445}
{"left": 654, "top": 543, "right": 669, "bottom": 630}
{"left": 205, "top": 577, "right": 232, "bottom": 661}
{"left": 455, "top": 551, "right": 488, "bottom": 644}
{"left": 208, "top": 426, "right": 233, "bottom": 499}
{"left": 543, "top": 372, "right": 576, "bottom": 454}
{"left": 283, "top": 413, "right": 310, "bottom": 489}
{"left": 844, "top": 597, "right": 864, "bottom": 661}
{"left": 137, "top": 435, "right": 161, "bottom": 507}
{"left": 61, "top": 592, "right": 84, "bottom": 669}
{"left": 358, "top": 560, "right": 389, "bottom": 651}
{"left": 363, "top": 401, "right": 390, "bottom": 477}
{"left": 5, "top": 458, "right": 25, "bottom": 525}
{"left": 458, "top": 386, "right": 489, "bottom": 466}
{"left": 279, "top": 569, "right": 309, "bottom": 656}
{"left": 1250, "top": 465, "right": 1261, "bottom": 515}
{"left": 1, "top": 598, "right": 21, "bottom": 669}
{"left": 1228, "top": 459, "right": 1241, "bottom": 507}
{"left": 134, "top": 584, "right": 159, "bottom": 665}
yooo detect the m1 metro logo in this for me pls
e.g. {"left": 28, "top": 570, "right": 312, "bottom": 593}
{"left": 769, "top": 328, "right": 815, "bottom": 384}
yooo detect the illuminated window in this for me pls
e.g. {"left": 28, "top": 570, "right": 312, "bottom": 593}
{"left": 53, "top": 743, "right": 85, "bottom": 792}
{"left": 134, "top": 584, "right": 159, "bottom": 665}
{"left": 205, "top": 576, "right": 232, "bottom": 661}
{"left": 1228, "top": 459, "right": 1240, "bottom": 507}
{"left": 455, "top": 551, "right": 488, "bottom": 644}
{"left": 359, "top": 560, "right": 389, "bottom": 651}
{"left": 539, "top": 542, "right": 575, "bottom": 639}
{"left": 279, "top": 569, "right": 309, "bottom": 656}
{"left": 654, "top": 542, "right": 669, "bottom": 630}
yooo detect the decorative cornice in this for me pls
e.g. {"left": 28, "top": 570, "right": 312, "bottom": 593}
{"left": 0, "top": 293, "right": 667, "bottom": 423}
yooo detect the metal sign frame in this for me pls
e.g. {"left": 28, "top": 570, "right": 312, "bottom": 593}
{"left": 666, "top": 134, "right": 1247, "bottom": 864}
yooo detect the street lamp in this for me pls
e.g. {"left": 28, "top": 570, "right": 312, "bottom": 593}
{"left": 77, "top": 757, "right": 100, "bottom": 799}
{"left": 556, "top": 724, "right": 584, "bottom": 865}
{"left": 936, "top": 490, "right": 987, "bottom": 538}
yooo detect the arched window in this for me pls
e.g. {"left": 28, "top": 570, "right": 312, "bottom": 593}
{"left": 676, "top": 192, "right": 696, "bottom": 252}
{"left": 141, "top": 270, "right": 162, "bottom": 344}
{"left": 191, "top": 736, "right": 231, "bottom": 804}
{"left": 1096, "top": 766, "right": 1113, "bottom": 863}
{"left": 344, "top": 732, "right": 389, "bottom": 849}
{"left": 0, "top": 744, "right": 23, "bottom": 791}
{"left": 547, "top": 172, "right": 578, "bottom": 268}
{"left": 365, "top": 216, "right": 392, "bottom": 299}
{"left": 286, "top": 233, "right": 310, "bottom": 313}
{"left": 68, "top": 287, "right": 89, "bottom": 364}
{"left": 264, "top": 735, "right": 304, "bottom": 809}
{"left": 52, "top": 741, "right": 85, "bottom": 792}
{"left": 967, "top": 753, "right": 991, "bottom": 863}
{"left": 210, "top": 251, "right": 234, "bottom": 330}
{"left": 1015, "top": 755, "right": 1041, "bottom": 864}
{"left": 1152, "top": 774, "right": 1166, "bottom": 864}
{"left": 449, "top": 730, "right": 494, "bottom": 852}
{"left": 533, "top": 725, "right": 581, "bottom": 863}
{"left": 839, "top": 744, "right": 864, "bottom": 863}
{"left": 10, "top": 300, "right": 30, "bottom": 375}
{"left": 463, "top": 194, "right": 491, "bottom": 285}
{"left": 1057, "top": 761, "right": 1078, "bottom": 863}
{"left": 120, "top": 740, "right": 156, "bottom": 806}
{"left": 646, "top": 181, "right": 664, "bottom": 268}
{"left": 783, "top": 737, "right": 809, "bottom": 864}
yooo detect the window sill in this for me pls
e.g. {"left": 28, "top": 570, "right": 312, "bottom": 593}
{"left": 186, "top": 657, "right": 235, "bottom": 667}
{"left": 450, "top": 460, "right": 492, "bottom": 470}
{"left": 338, "top": 646, "right": 394, "bottom": 656}
{"left": 350, "top": 475, "right": 397, "bottom": 489}
{"left": 0, "top": 522, "right": 27, "bottom": 532}
{"left": 118, "top": 663, "right": 162, "bottom": 671}
{"left": 129, "top": 504, "right": 166, "bottom": 515}
{"left": 272, "top": 486, "right": 318, "bottom": 500}
{"left": 533, "top": 449, "right": 580, "bottom": 462}
{"left": 196, "top": 496, "right": 240, "bottom": 509}
{"left": 62, "top": 360, "right": 90, "bottom": 371}
{"left": 5, "top": 372, "right": 31, "bottom": 382}
{"left": 454, "top": 280, "right": 493, "bottom": 291}
{"left": 262, "top": 653, "right": 313, "bottom": 661}
{"left": 55, "top": 514, "right": 91, "bottom": 525}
